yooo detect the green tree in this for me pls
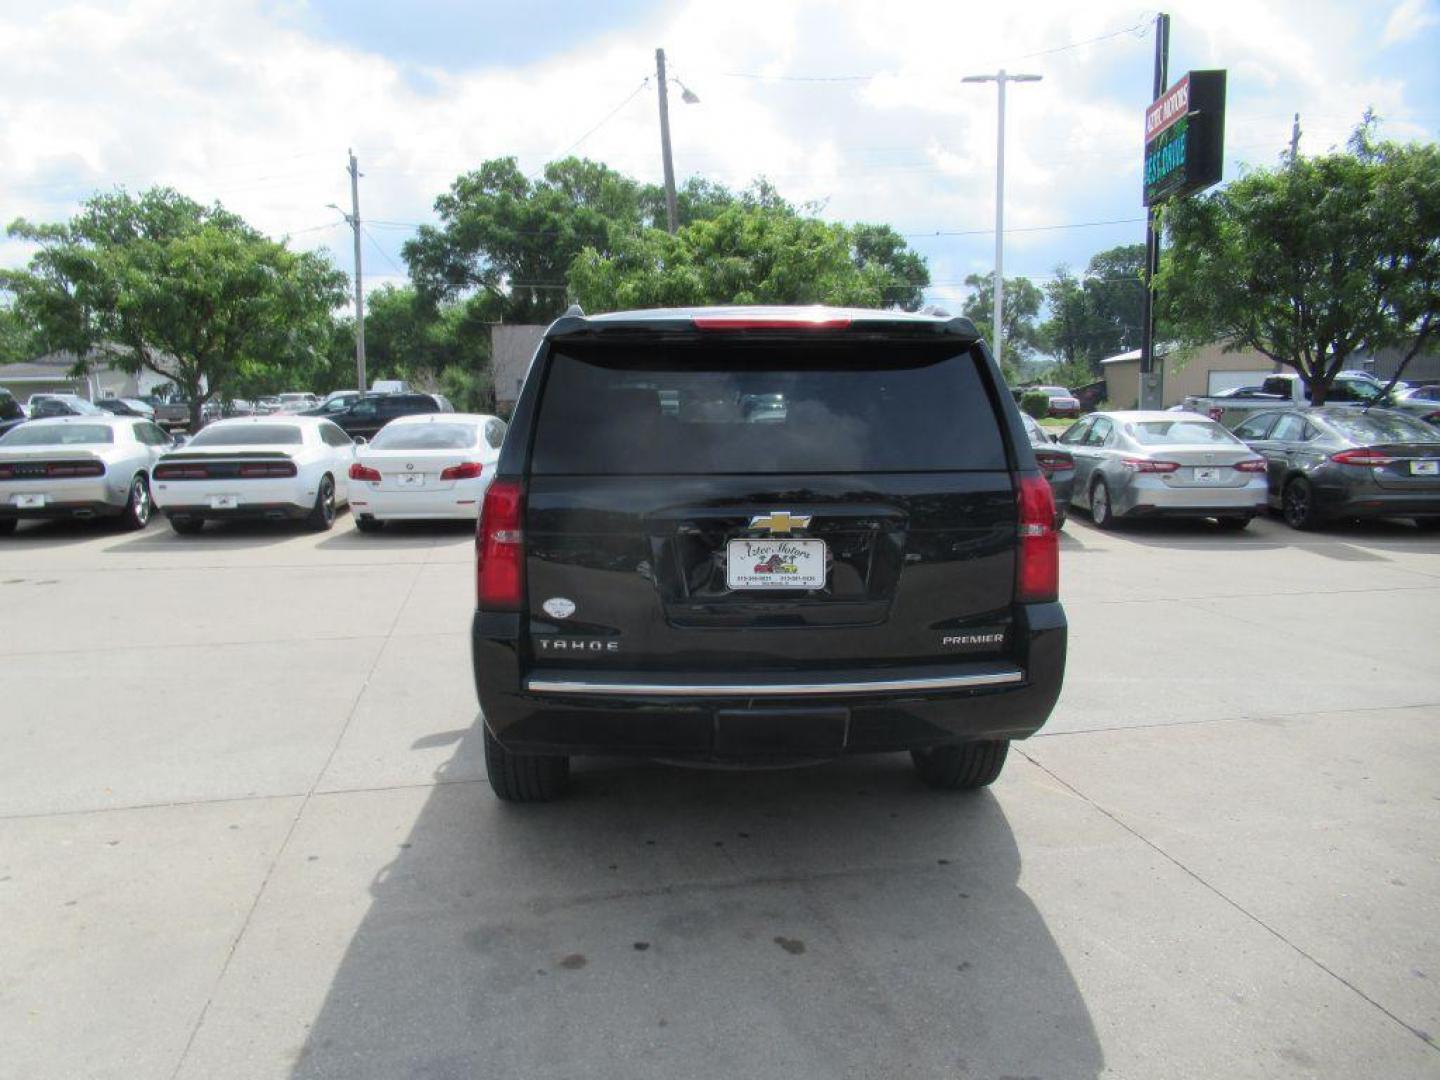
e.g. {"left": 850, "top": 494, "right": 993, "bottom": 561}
{"left": 1, "top": 188, "right": 345, "bottom": 429}
{"left": 1157, "top": 122, "right": 1440, "bottom": 404}
{"left": 568, "top": 203, "right": 929, "bottom": 312}
{"left": 0, "top": 301, "right": 34, "bottom": 364}
{"left": 962, "top": 272, "right": 1044, "bottom": 361}
{"left": 1081, "top": 244, "right": 1146, "bottom": 361}
{"left": 1039, "top": 268, "right": 1093, "bottom": 367}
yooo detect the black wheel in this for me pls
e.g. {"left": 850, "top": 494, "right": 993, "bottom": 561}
{"left": 0, "top": 518, "right": 15, "bottom": 536}
{"left": 354, "top": 515, "right": 383, "bottom": 533}
{"left": 1054, "top": 511, "right": 1067, "bottom": 530}
{"left": 306, "top": 474, "right": 336, "bottom": 532}
{"left": 911, "top": 740, "right": 1010, "bottom": 790}
{"left": 484, "top": 726, "right": 570, "bottom": 803}
{"left": 120, "top": 474, "right": 153, "bottom": 531}
{"left": 1216, "top": 515, "right": 1252, "bottom": 531}
{"left": 1282, "top": 477, "right": 1321, "bottom": 530}
{"left": 169, "top": 515, "right": 204, "bottom": 535}
{"left": 1414, "top": 517, "right": 1440, "bottom": 532}
{"left": 1090, "top": 478, "right": 1117, "bottom": 529}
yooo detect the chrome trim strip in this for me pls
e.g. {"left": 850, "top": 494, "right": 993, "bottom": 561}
{"left": 525, "top": 669, "right": 1024, "bottom": 697}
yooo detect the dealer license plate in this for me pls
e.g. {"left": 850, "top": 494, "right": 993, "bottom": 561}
{"left": 1193, "top": 467, "right": 1221, "bottom": 483}
{"left": 726, "top": 538, "right": 827, "bottom": 591}
{"left": 1411, "top": 460, "right": 1438, "bottom": 476}
{"left": 398, "top": 473, "right": 425, "bottom": 487}
{"left": 210, "top": 495, "right": 239, "bottom": 510}
{"left": 14, "top": 493, "right": 46, "bottom": 509}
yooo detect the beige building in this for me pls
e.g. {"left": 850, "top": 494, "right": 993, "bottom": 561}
{"left": 490, "top": 324, "right": 548, "bottom": 413}
{"left": 0, "top": 345, "right": 177, "bottom": 405}
{"left": 1101, "top": 342, "right": 1278, "bottom": 409}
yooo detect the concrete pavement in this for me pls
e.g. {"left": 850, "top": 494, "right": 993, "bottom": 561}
{"left": 0, "top": 512, "right": 1437, "bottom": 1078}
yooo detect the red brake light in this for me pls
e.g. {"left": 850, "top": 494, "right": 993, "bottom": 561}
{"left": 1034, "top": 451, "right": 1074, "bottom": 475}
{"left": 349, "top": 463, "right": 382, "bottom": 482}
{"left": 238, "top": 462, "right": 297, "bottom": 478}
{"left": 0, "top": 465, "right": 11, "bottom": 479}
{"left": 440, "top": 462, "right": 485, "bottom": 481}
{"left": 477, "top": 479, "right": 524, "bottom": 609}
{"left": 1331, "top": 448, "right": 1396, "bottom": 467}
{"left": 1120, "top": 457, "right": 1180, "bottom": 473}
{"left": 1233, "top": 458, "right": 1268, "bottom": 473}
{"left": 46, "top": 461, "right": 105, "bottom": 478}
{"left": 154, "top": 464, "right": 209, "bottom": 480}
{"left": 1017, "top": 474, "right": 1059, "bottom": 603}
{"left": 692, "top": 316, "right": 852, "bottom": 331}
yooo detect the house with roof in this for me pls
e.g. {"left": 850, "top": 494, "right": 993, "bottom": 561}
{"left": 0, "top": 344, "right": 180, "bottom": 405}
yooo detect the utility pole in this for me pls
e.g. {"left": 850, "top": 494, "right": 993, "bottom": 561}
{"left": 963, "top": 69, "right": 1042, "bottom": 370}
{"left": 347, "top": 150, "right": 367, "bottom": 393}
{"left": 656, "top": 48, "right": 679, "bottom": 233}
{"left": 1139, "top": 12, "right": 1170, "bottom": 410}
{"left": 1289, "top": 113, "right": 1301, "bottom": 162}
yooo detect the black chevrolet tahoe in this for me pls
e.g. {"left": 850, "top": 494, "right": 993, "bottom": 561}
{"left": 471, "top": 306, "right": 1066, "bottom": 801}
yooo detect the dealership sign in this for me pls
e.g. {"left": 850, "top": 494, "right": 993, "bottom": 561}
{"left": 1143, "top": 70, "right": 1227, "bottom": 206}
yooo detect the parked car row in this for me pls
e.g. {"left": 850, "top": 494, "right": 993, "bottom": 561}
{"left": 0, "top": 411, "right": 504, "bottom": 537}
{"left": 1036, "top": 406, "right": 1440, "bottom": 532}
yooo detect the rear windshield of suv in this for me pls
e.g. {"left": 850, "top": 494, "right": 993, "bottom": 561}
{"left": 531, "top": 343, "right": 1007, "bottom": 474}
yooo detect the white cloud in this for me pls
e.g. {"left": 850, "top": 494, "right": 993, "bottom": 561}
{"left": 0, "top": 0, "right": 1433, "bottom": 308}
{"left": 1382, "top": 0, "right": 1439, "bottom": 46}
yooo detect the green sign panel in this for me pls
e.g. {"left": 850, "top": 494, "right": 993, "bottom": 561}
{"left": 1143, "top": 70, "right": 1226, "bottom": 207}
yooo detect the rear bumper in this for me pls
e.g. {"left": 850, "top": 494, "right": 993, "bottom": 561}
{"left": 163, "top": 503, "right": 312, "bottom": 522}
{"left": 1117, "top": 476, "right": 1268, "bottom": 517}
{"left": 352, "top": 486, "right": 480, "bottom": 521}
{"left": 0, "top": 499, "right": 123, "bottom": 521}
{"left": 472, "top": 602, "right": 1067, "bottom": 759}
{"left": 1313, "top": 484, "right": 1440, "bottom": 518}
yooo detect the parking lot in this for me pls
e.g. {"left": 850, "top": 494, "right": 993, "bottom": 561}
{"left": 1, "top": 512, "right": 1438, "bottom": 1079}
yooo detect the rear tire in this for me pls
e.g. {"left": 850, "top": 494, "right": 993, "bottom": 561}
{"left": 306, "top": 474, "right": 336, "bottom": 532}
{"left": 120, "top": 474, "right": 152, "bottom": 531}
{"left": 1054, "top": 511, "right": 1067, "bottom": 530}
{"left": 484, "top": 726, "right": 570, "bottom": 803}
{"left": 0, "top": 518, "right": 15, "bottom": 536}
{"left": 1216, "top": 515, "right": 1252, "bottom": 530}
{"left": 355, "top": 514, "right": 383, "bottom": 533}
{"left": 1282, "top": 477, "right": 1321, "bottom": 530}
{"left": 1415, "top": 517, "right": 1440, "bottom": 532}
{"left": 1090, "top": 479, "right": 1117, "bottom": 530}
{"left": 168, "top": 515, "right": 204, "bottom": 535}
{"left": 911, "top": 740, "right": 1010, "bottom": 790}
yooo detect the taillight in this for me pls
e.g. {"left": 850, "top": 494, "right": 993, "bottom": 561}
{"left": 1120, "top": 457, "right": 1180, "bottom": 473}
{"left": 1424, "top": 411, "right": 1440, "bottom": 425}
{"left": 1016, "top": 474, "right": 1059, "bottom": 603}
{"left": 1034, "top": 451, "right": 1074, "bottom": 475}
{"left": 1233, "top": 458, "right": 1268, "bottom": 473}
{"left": 692, "top": 316, "right": 852, "bottom": 331}
{"left": 1331, "top": 448, "right": 1396, "bottom": 467}
{"left": 154, "top": 464, "right": 209, "bottom": 480}
{"left": 0, "top": 465, "right": 13, "bottom": 479}
{"left": 46, "top": 461, "right": 104, "bottom": 478}
{"left": 477, "top": 479, "right": 524, "bottom": 609}
{"left": 349, "top": 463, "right": 381, "bottom": 482}
{"left": 237, "top": 462, "right": 297, "bottom": 478}
{"left": 440, "top": 462, "right": 485, "bottom": 481}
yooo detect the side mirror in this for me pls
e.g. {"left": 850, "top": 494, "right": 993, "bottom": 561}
{"left": 352, "top": 436, "right": 367, "bottom": 447}
{"left": 171, "top": 433, "right": 187, "bottom": 447}
{"left": 1049, "top": 432, "right": 1060, "bottom": 443}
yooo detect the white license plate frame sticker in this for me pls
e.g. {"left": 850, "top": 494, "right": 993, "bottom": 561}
{"left": 726, "top": 539, "right": 827, "bottom": 591}
{"left": 14, "top": 493, "right": 46, "bottom": 509}
{"left": 397, "top": 473, "right": 425, "bottom": 487}
{"left": 1193, "top": 467, "right": 1221, "bottom": 483}
{"left": 1411, "top": 460, "right": 1438, "bottom": 476}
{"left": 210, "top": 494, "right": 239, "bottom": 510}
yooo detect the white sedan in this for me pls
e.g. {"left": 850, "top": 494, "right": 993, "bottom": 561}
{"left": 347, "top": 413, "right": 505, "bottom": 531}
{"left": 150, "top": 416, "right": 357, "bottom": 534}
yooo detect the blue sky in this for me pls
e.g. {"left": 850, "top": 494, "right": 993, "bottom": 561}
{"left": 2, "top": 0, "right": 1438, "bottom": 320}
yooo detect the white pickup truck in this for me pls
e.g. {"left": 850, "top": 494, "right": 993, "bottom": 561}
{"left": 1183, "top": 372, "right": 1388, "bottom": 428}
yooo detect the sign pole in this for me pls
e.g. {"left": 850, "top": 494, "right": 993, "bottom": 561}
{"left": 1139, "top": 12, "right": 1170, "bottom": 411}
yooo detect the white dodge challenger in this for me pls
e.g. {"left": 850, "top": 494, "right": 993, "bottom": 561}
{"left": 151, "top": 416, "right": 357, "bottom": 534}
{"left": 348, "top": 413, "right": 505, "bottom": 530}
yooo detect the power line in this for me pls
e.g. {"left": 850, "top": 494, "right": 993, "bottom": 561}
{"left": 904, "top": 216, "right": 1144, "bottom": 238}
{"left": 554, "top": 76, "right": 652, "bottom": 159}
{"left": 361, "top": 224, "right": 408, "bottom": 279}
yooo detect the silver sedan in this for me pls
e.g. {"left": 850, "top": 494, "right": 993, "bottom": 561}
{"left": 0, "top": 415, "right": 174, "bottom": 534}
{"left": 1057, "top": 411, "right": 1269, "bottom": 530}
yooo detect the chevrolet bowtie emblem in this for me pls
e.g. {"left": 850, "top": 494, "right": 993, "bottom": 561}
{"left": 749, "top": 511, "right": 812, "bottom": 534}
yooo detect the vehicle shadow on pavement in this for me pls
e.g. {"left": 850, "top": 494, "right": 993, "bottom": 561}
{"left": 316, "top": 519, "right": 476, "bottom": 552}
{"left": 102, "top": 517, "right": 347, "bottom": 551}
{"left": 290, "top": 733, "right": 1105, "bottom": 1080}
{"left": 2, "top": 518, "right": 134, "bottom": 547}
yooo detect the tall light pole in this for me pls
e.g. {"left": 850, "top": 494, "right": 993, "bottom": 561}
{"left": 329, "top": 150, "right": 367, "bottom": 393}
{"left": 655, "top": 48, "right": 700, "bottom": 233}
{"left": 962, "top": 70, "right": 1041, "bottom": 370}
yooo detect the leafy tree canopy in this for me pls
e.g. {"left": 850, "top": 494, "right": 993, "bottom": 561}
{"left": 1, "top": 188, "right": 346, "bottom": 428}
{"left": 961, "top": 272, "right": 1044, "bottom": 367}
{"left": 1156, "top": 118, "right": 1440, "bottom": 404}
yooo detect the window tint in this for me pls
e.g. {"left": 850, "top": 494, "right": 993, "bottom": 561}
{"left": 0, "top": 423, "right": 115, "bottom": 446}
{"left": 1324, "top": 411, "right": 1440, "bottom": 444}
{"left": 531, "top": 343, "right": 1008, "bottom": 474}
{"left": 371, "top": 422, "right": 480, "bottom": 450}
{"left": 1128, "top": 419, "right": 1241, "bottom": 446}
{"left": 186, "top": 424, "right": 304, "bottom": 447}
{"left": 1057, "top": 419, "right": 1091, "bottom": 445}
{"left": 1085, "top": 418, "right": 1113, "bottom": 446}
{"left": 1233, "top": 413, "right": 1280, "bottom": 439}
{"left": 1270, "top": 415, "right": 1311, "bottom": 442}
{"left": 320, "top": 423, "right": 352, "bottom": 447}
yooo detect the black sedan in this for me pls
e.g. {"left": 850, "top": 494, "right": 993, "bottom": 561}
{"left": 1020, "top": 412, "right": 1074, "bottom": 527}
{"left": 1232, "top": 406, "right": 1440, "bottom": 530}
